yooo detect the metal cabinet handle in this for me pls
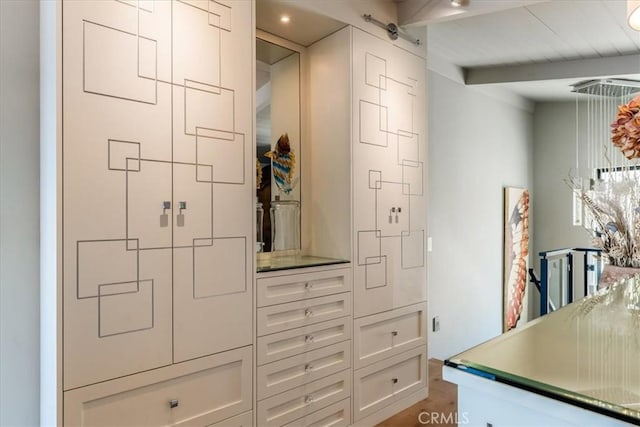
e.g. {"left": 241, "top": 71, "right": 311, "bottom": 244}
{"left": 304, "top": 282, "right": 313, "bottom": 290}
{"left": 392, "top": 378, "right": 398, "bottom": 384}
{"left": 391, "top": 330, "right": 398, "bottom": 337}
{"left": 162, "top": 201, "right": 171, "bottom": 210}
{"left": 178, "top": 201, "right": 187, "bottom": 211}
{"left": 304, "top": 364, "right": 314, "bottom": 373}
{"left": 169, "top": 399, "right": 179, "bottom": 409}
{"left": 304, "top": 395, "right": 314, "bottom": 404}
{"left": 304, "top": 309, "right": 313, "bottom": 317}
{"left": 305, "top": 335, "right": 314, "bottom": 343}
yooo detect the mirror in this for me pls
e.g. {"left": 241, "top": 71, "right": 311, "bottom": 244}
{"left": 256, "top": 37, "right": 301, "bottom": 254}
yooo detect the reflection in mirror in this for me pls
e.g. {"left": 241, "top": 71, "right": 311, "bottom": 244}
{"left": 256, "top": 38, "right": 300, "bottom": 254}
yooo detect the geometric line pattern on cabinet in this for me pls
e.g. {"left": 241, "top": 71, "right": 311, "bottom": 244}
{"left": 98, "top": 279, "right": 154, "bottom": 337}
{"left": 115, "top": 0, "right": 155, "bottom": 14}
{"left": 64, "top": 0, "right": 252, "bottom": 389}
{"left": 356, "top": 46, "right": 426, "bottom": 293}
{"left": 76, "top": 0, "right": 248, "bottom": 324}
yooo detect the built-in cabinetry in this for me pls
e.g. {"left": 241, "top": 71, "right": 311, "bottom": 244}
{"left": 308, "top": 25, "right": 428, "bottom": 426}
{"left": 42, "top": 1, "right": 426, "bottom": 425}
{"left": 43, "top": 0, "right": 254, "bottom": 424}
{"left": 255, "top": 265, "right": 353, "bottom": 427}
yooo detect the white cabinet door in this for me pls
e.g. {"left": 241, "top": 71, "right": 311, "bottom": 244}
{"left": 171, "top": 0, "right": 253, "bottom": 362}
{"left": 62, "top": 0, "right": 253, "bottom": 385}
{"left": 351, "top": 28, "right": 427, "bottom": 318}
{"left": 62, "top": 0, "right": 174, "bottom": 390}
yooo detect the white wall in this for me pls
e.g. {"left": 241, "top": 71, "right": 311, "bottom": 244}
{"left": 0, "top": 1, "right": 41, "bottom": 425}
{"left": 531, "top": 102, "right": 593, "bottom": 310}
{"left": 427, "top": 71, "right": 534, "bottom": 360}
{"left": 532, "top": 102, "right": 591, "bottom": 261}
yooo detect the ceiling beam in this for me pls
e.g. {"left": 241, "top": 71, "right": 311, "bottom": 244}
{"left": 397, "top": 0, "right": 547, "bottom": 26}
{"left": 465, "top": 54, "right": 640, "bottom": 85}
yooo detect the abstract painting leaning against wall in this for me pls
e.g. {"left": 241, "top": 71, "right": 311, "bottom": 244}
{"left": 503, "top": 187, "right": 530, "bottom": 332}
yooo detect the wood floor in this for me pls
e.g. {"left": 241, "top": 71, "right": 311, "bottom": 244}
{"left": 375, "top": 359, "right": 458, "bottom": 427}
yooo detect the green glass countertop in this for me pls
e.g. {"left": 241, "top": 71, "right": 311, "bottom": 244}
{"left": 446, "top": 275, "right": 640, "bottom": 424}
{"left": 256, "top": 255, "right": 349, "bottom": 273}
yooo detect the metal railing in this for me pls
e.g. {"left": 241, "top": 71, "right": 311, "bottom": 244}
{"left": 532, "top": 248, "right": 603, "bottom": 316}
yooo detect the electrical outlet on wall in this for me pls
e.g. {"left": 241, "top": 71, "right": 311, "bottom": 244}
{"left": 432, "top": 316, "right": 440, "bottom": 332}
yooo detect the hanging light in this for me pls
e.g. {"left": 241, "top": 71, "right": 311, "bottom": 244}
{"left": 628, "top": 0, "right": 640, "bottom": 30}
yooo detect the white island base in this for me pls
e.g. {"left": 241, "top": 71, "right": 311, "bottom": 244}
{"left": 443, "top": 366, "right": 636, "bottom": 427}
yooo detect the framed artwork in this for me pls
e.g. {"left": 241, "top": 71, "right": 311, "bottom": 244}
{"left": 503, "top": 187, "right": 530, "bottom": 332}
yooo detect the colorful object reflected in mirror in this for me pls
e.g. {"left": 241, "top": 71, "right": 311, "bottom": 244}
{"left": 265, "top": 133, "right": 296, "bottom": 195}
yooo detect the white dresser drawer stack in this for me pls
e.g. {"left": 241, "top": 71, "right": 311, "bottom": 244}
{"left": 256, "top": 265, "right": 353, "bottom": 427}
{"left": 352, "top": 303, "right": 428, "bottom": 421}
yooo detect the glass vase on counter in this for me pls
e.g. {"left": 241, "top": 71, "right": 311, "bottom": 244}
{"left": 270, "top": 197, "right": 300, "bottom": 254}
{"left": 256, "top": 199, "right": 264, "bottom": 253}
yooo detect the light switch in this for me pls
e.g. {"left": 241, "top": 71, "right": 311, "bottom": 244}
{"left": 427, "top": 237, "right": 433, "bottom": 252}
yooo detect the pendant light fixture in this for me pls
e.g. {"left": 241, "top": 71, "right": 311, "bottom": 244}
{"left": 628, "top": 0, "right": 640, "bottom": 30}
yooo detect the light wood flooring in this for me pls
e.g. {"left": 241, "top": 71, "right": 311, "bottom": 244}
{"left": 375, "top": 359, "right": 458, "bottom": 427}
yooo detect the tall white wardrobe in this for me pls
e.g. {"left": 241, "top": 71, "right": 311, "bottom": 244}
{"left": 41, "top": 1, "right": 427, "bottom": 426}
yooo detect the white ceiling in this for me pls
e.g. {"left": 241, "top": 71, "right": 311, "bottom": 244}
{"left": 256, "top": 0, "right": 346, "bottom": 46}
{"left": 424, "top": 0, "right": 640, "bottom": 101}
{"left": 428, "top": 0, "right": 640, "bottom": 68}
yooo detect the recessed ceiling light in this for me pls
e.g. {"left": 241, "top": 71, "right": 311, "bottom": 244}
{"left": 280, "top": 15, "right": 290, "bottom": 24}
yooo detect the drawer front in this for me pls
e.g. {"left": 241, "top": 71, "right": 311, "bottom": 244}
{"left": 207, "top": 411, "right": 253, "bottom": 427}
{"left": 258, "top": 268, "right": 352, "bottom": 307}
{"left": 258, "top": 341, "right": 351, "bottom": 399}
{"left": 64, "top": 346, "right": 252, "bottom": 427}
{"left": 353, "top": 346, "right": 426, "bottom": 421}
{"left": 354, "top": 302, "right": 427, "bottom": 369}
{"left": 257, "top": 293, "right": 352, "bottom": 337}
{"left": 257, "top": 370, "right": 351, "bottom": 427}
{"left": 282, "top": 398, "right": 351, "bottom": 427}
{"left": 257, "top": 317, "right": 351, "bottom": 366}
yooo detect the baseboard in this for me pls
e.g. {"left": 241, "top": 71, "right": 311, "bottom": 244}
{"left": 351, "top": 386, "right": 429, "bottom": 427}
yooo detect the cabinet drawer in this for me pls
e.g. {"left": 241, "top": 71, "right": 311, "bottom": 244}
{"left": 257, "top": 317, "right": 351, "bottom": 366}
{"left": 257, "top": 293, "right": 352, "bottom": 336}
{"left": 64, "top": 346, "right": 252, "bottom": 426}
{"left": 207, "top": 411, "right": 252, "bottom": 427}
{"left": 282, "top": 398, "right": 351, "bottom": 427}
{"left": 353, "top": 346, "right": 426, "bottom": 421}
{"left": 257, "top": 268, "right": 352, "bottom": 307}
{"left": 257, "top": 370, "right": 351, "bottom": 427}
{"left": 258, "top": 341, "right": 351, "bottom": 399}
{"left": 354, "top": 302, "right": 427, "bottom": 369}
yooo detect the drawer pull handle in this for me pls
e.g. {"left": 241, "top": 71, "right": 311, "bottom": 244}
{"left": 391, "top": 330, "right": 398, "bottom": 336}
{"left": 392, "top": 378, "right": 398, "bottom": 384}
{"left": 304, "top": 282, "right": 313, "bottom": 290}
{"left": 169, "top": 399, "right": 179, "bottom": 409}
{"left": 305, "top": 364, "right": 314, "bottom": 373}
{"left": 304, "top": 309, "right": 313, "bottom": 317}
{"left": 305, "top": 335, "right": 314, "bottom": 343}
{"left": 304, "top": 395, "right": 314, "bottom": 404}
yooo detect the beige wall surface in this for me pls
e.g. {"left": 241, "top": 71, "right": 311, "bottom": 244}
{"left": 0, "top": 0, "right": 41, "bottom": 425}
